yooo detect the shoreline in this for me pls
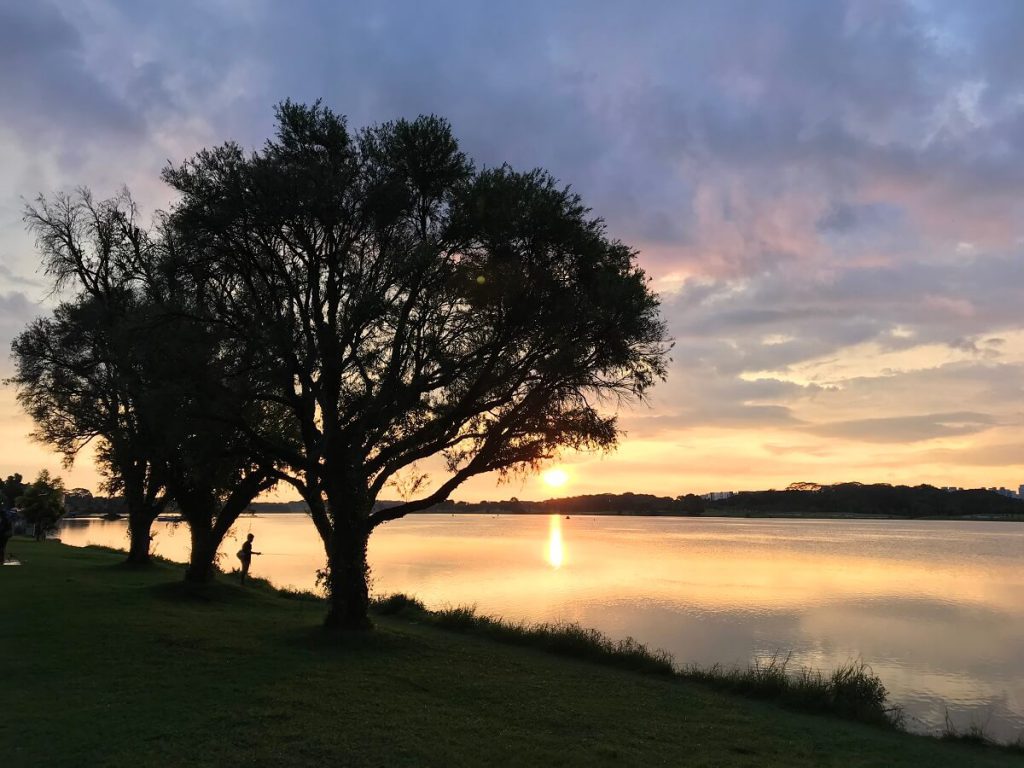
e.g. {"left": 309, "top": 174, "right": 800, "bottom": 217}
{"left": 62, "top": 509, "right": 1024, "bottom": 522}
{"left": 6, "top": 540, "right": 1022, "bottom": 766}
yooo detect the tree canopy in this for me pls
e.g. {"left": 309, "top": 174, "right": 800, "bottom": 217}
{"left": 9, "top": 101, "right": 668, "bottom": 626}
{"left": 164, "top": 101, "right": 669, "bottom": 627}
{"left": 1, "top": 473, "right": 27, "bottom": 509}
{"left": 17, "top": 470, "right": 66, "bottom": 539}
{"left": 10, "top": 190, "right": 279, "bottom": 572}
{"left": 10, "top": 191, "right": 171, "bottom": 562}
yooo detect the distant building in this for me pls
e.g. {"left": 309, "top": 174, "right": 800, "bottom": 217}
{"left": 701, "top": 491, "right": 735, "bottom": 501}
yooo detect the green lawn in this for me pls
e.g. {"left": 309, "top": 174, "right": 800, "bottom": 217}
{"left": 3, "top": 540, "right": 1021, "bottom": 767}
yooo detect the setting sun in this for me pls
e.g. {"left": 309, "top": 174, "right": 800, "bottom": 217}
{"left": 541, "top": 468, "right": 569, "bottom": 488}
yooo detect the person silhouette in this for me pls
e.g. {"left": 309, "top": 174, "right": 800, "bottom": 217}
{"left": 237, "top": 533, "right": 260, "bottom": 584}
{"left": 0, "top": 508, "right": 12, "bottom": 564}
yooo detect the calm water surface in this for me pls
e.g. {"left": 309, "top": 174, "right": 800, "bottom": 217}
{"left": 59, "top": 513, "right": 1024, "bottom": 740}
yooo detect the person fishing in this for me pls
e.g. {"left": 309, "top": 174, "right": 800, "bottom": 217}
{"left": 237, "top": 533, "right": 261, "bottom": 584}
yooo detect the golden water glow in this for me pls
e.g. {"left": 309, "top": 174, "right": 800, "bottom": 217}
{"left": 546, "top": 514, "right": 564, "bottom": 568}
{"left": 542, "top": 468, "right": 568, "bottom": 488}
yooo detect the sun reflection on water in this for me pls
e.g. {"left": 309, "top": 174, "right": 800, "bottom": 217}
{"left": 547, "top": 514, "right": 564, "bottom": 568}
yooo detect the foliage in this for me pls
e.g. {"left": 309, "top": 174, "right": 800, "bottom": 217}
{"left": 371, "top": 592, "right": 427, "bottom": 615}
{"left": 16, "top": 470, "right": 66, "bottom": 534}
{"left": 10, "top": 188, "right": 280, "bottom": 573}
{"left": 679, "top": 653, "right": 903, "bottom": 728}
{"left": 1, "top": 473, "right": 26, "bottom": 508}
{"left": 676, "top": 492, "right": 706, "bottom": 515}
{"left": 411, "top": 491, "right": 704, "bottom": 516}
{"left": 9, "top": 190, "right": 171, "bottom": 561}
{"left": 710, "top": 482, "right": 1024, "bottom": 517}
{"left": 163, "top": 100, "right": 670, "bottom": 627}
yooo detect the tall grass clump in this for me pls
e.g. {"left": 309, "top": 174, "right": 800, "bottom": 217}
{"left": 275, "top": 586, "right": 323, "bottom": 602}
{"left": 430, "top": 605, "right": 677, "bottom": 676}
{"left": 937, "top": 711, "right": 1024, "bottom": 753}
{"left": 370, "top": 595, "right": 674, "bottom": 676}
{"left": 371, "top": 594, "right": 904, "bottom": 728}
{"left": 680, "top": 652, "right": 902, "bottom": 728}
{"left": 940, "top": 714, "right": 990, "bottom": 746}
{"left": 371, "top": 593, "right": 428, "bottom": 616}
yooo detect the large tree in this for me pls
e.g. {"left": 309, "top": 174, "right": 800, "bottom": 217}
{"left": 17, "top": 470, "right": 66, "bottom": 540}
{"left": 136, "top": 257, "right": 280, "bottom": 582}
{"left": 1, "top": 474, "right": 27, "bottom": 508}
{"left": 164, "top": 101, "right": 669, "bottom": 629}
{"left": 11, "top": 190, "right": 279, "bottom": 575}
{"left": 11, "top": 191, "right": 170, "bottom": 563}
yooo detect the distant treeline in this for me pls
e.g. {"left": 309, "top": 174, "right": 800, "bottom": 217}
{"left": 709, "top": 482, "right": 1023, "bottom": 518}
{"left": 237, "top": 494, "right": 704, "bottom": 516}
{"left": 395, "top": 484, "right": 1024, "bottom": 518}
{"left": 64, "top": 492, "right": 127, "bottom": 517}
{"left": 70, "top": 484, "right": 1023, "bottom": 520}
{"left": 412, "top": 492, "right": 707, "bottom": 516}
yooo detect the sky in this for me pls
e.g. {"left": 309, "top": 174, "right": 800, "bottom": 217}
{"left": 1, "top": 0, "right": 1023, "bottom": 501}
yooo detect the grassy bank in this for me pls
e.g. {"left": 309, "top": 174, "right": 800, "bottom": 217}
{"left": 3, "top": 541, "right": 1022, "bottom": 767}
{"left": 373, "top": 595, "right": 901, "bottom": 728}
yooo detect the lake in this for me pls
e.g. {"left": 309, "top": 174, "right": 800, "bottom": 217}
{"left": 58, "top": 513, "right": 1024, "bottom": 741}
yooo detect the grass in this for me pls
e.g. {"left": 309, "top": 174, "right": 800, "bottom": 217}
{"left": 942, "top": 713, "right": 1024, "bottom": 754}
{"left": 3, "top": 539, "right": 1023, "bottom": 767}
{"left": 372, "top": 596, "right": 899, "bottom": 726}
{"left": 374, "top": 596, "right": 676, "bottom": 677}
{"left": 679, "top": 653, "right": 901, "bottom": 727}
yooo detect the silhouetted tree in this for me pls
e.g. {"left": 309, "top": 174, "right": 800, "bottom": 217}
{"left": 17, "top": 470, "right": 65, "bottom": 539}
{"left": 677, "top": 493, "right": 705, "bottom": 515}
{"left": 1, "top": 473, "right": 26, "bottom": 508}
{"left": 141, "top": 261, "right": 279, "bottom": 582}
{"left": 10, "top": 190, "right": 280, "bottom": 576}
{"left": 10, "top": 191, "right": 170, "bottom": 563}
{"left": 165, "top": 101, "right": 669, "bottom": 629}
{"left": 711, "top": 482, "right": 1023, "bottom": 517}
{"left": 786, "top": 481, "right": 822, "bottom": 492}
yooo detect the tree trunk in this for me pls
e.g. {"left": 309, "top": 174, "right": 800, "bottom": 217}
{"left": 302, "top": 487, "right": 332, "bottom": 550}
{"left": 176, "top": 475, "right": 268, "bottom": 584}
{"left": 184, "top": 524, "right": 219, "bottom": 583}
{"left": 323, "top": 522, "right": 372, "bottom": 631}
{"left": 125, "top": 511, "right": 155, "bottom": 565}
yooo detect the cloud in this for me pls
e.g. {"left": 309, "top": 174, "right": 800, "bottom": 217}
{"left": 921, "top": 442, "right": 1024, "bottom": 468}
{"left": 0, "top": 290, "right": 42, "bottom": 377}
{"left": 623, "top": 404, "right": 804, "bottom": 437}
{"left": 3, "top": 0, "right": 1024, "bottom": 492}
{"left": 0, "top": 290, "right": 34, "bottom": 321}
{"left": 806, "top": 412, "right": 999, "bottom": 443}
{"left": 0, "top": 2, "right": 144, "bottom": 145}
{"left": 0, "top": 264, "right": 42, "bottom": 289}
{"left": 816, "top": 202, "right": 903, "bottom": 235}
